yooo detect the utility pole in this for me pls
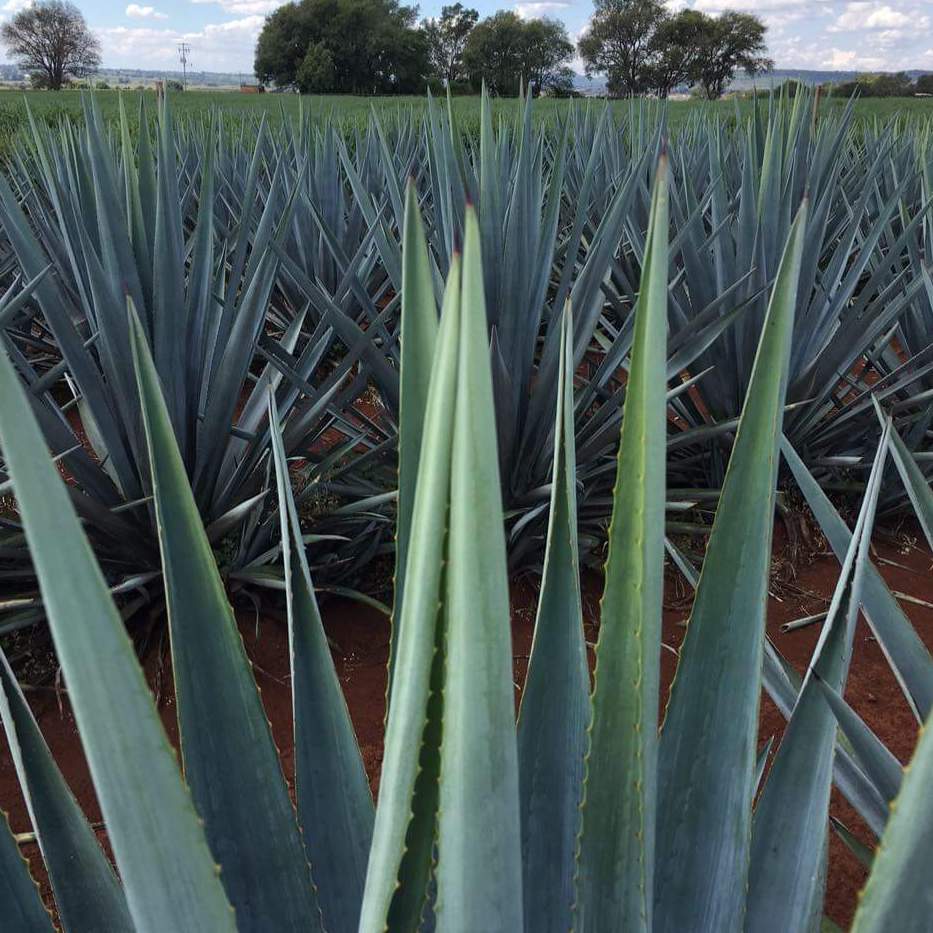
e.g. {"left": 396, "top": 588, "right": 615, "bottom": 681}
{"left": 177, "top": 42, "right": 191, "bottom": 90}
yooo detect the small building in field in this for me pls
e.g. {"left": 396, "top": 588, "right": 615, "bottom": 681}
{"left": 240, "top": 83, "right": 265, "bottom": 93}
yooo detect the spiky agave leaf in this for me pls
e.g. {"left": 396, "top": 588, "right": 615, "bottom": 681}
{"left": 0, "top": 319, "right": 235, "bottom": 933}
{"left": 516, "top": 305, "right": 589, "bottom": 933}
{"left": 654, "top": 196, "right": 808, "bottom": 932}
{"left": 128, "top": 303, "right": 321, "bottom": 931}
{"left": 269, "top": 394, "right": 374, "bottom": 933}
{"left": 852, "top": 699, "right": 933, "bottom": 931}
{"left": 782, "top": 437, "right": 933, "bottom": 722}
{"left": 387, "top": 179, "right": 439, "bottom": 701}
{"left": 575, "top": 151, "right": 669, "bottom": 933}
{"left": 359, "top": 248, "right": 463, "bottom": 933}
{"left": 0, "top": 651, "right": 133, "bottom": 932}
{"left": 0, "top": 810, "right": 52, "bottom": 933}
{"left": 886, "top": 415, "right": 933, "bottom": 551}
{"left": 746, "top": 419, "right": 889, "bottom": 930}
{"left": 434, "top": 201, "right": 522, "bottom": 932}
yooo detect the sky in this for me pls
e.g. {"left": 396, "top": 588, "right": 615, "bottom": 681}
{"left": 0, "top": 0, "right": 931, "bottom": 76}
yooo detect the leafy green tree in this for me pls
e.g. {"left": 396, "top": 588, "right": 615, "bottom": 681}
{"left": 577, "top": 0, "right": 666, "bottom": 97}
{"left": 297, "top": 41, "right": 336, "bottom": 92}
{"left": 867, "top": 72, "right": 914, "bottom": 96}
{"left": 835, "top": 73, "right": 914, "bottom": 98}
{"left": 540, "top": 65, "right": 577, "bottom": 97}
{"left": 254, "top": 0, "right": 430, "bottom": 94}
{"left": 579, "top": 2, "right": 769, "bottom": 100}
{"left": 695, "top": 11, "right": 770, "bottom": 100}
{"left": 254, "top": 1, "right": 322, "bottom": 89}
{"left": 915, "top": 73, "right": 933, "bottom": 95}
{"left": 522, "top": 17, "right": 574, "bottom": 95}
{"left": 462, "top": 12, "right": 572, "bottom": 97}
{"left": 462, "top": 11, "right": 525, "bottom": 96}
{"left": 1, "top": 0, "right": 100, "bottom": 91}
{"left": 422, "top": 3, "right": 478, "bottom": 83}
{"left": 646, "top": 9, "right": 707, "bottom": 98}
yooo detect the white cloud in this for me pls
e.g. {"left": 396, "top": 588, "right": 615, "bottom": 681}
{"left": 190, "top": 0, "right": 283, "bottom": 15}
{"left": 832, "top": 2, "right": 921, "bottom": 30}
{"left": 878, "top": 27, "right": 909, "bottom": 43}
{"left": 515, "top": 1, "right": 570, "bottom": 18}
{"left": 692, "top": 0, "right": 816, "bottom": 13}
{"left": 126, "top": 4, "right": 168, "bottom": 18}
{"left": 824, "top": 47, "right": 859, "bottom": 66}
{"left": 824, "top": 46, "right": 888, "bottom": 68}
{"left": 673, "top": 0, "right": 929, "bottom": 72}
{"left": 95, "top": 16, "right": 266, "bottom": 72}
{"left": 0, "top": 0, "right": 31, "bottom": 29}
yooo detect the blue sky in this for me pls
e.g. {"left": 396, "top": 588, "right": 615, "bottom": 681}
{"left": 1, "top": 0, "right": 931, "bottom": 75}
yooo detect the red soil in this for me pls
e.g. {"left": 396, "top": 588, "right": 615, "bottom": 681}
{"left": 2, "top": 527, "right": 931, "bottom": 929}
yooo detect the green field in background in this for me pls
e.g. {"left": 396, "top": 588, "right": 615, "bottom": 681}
{"left": 0, "top": 88, "right": 738, "bottom": 128}
{"left": 1, "top": 89, "right": 932, "bottom": 148}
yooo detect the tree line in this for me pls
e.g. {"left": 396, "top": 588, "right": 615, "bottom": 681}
{"left": 579, "top": 0, "right": 769, "bottom": 99}
{"left": 252, "top": 0, "right": 575, "bottom": 97}
{"left": 0, "top": 0, "right": 769, "bottom": 99}
{"left": 253, "top": 0, "right": 770, "bottom": 99}
{"left": 770, "top": 72, "right": 933, "bottom": 100}
{"left": 832, "top": 72, "right": 933, "bottom": 98}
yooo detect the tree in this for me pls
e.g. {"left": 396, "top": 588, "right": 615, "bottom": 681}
{"left": 542, "top": 67, "right": 577, "bottom": 97}
{"left": 462, "top": 11, "right": 525, "bottom": 96}
{"left": 835, "top": 72, "right": 914, "bottom": 98}
{"left": 462, "top": 12, "right": 572, "bottom": 97}
{"left": 577, "top": 0, "right": 666, "bottom": 97}
{"left": 867, "top": 72, "right": 913, "bottom": 97}
{"left": 254, "top": 0, "right": 430, "bottom": 94}
{"left": 297, "top": 41, "right": 335, "bottom": 92}
{"left": 646, "top": 9, "right": 707, "bottom": 98}
{"left": 578, "top": 2, "right": 769, "bottom": 100}
{"left": 695, "top": 11, "right": 770, "bottom": 100}
{"left": 1, "top": 0, "right": 100, "bottom": 91}
{"left": 253, "top": 1, "right": 304, "bottom": 89}
{"left": 521, "top": 17, "right": 574, "bottom": 95}
{"left": 422, "top": 3, "right": 478, "bottom": 84}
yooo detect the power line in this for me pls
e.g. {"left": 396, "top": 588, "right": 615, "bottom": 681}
{"left": 177, "top": 42, "right": 191, "bottom": 90}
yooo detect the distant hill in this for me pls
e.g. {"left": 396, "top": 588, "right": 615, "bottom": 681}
{"left": 4, "top": 63, "right": 931, "bottom": 95}
{"left": 730, "top": 68, "right": 933, "bottom": 90}
{"left": 572, "top": 68, "right": 933, "bottom": 96}
{"left": 0, "top": 66, "right": 253, "bottom": 89}
{"left": 96, "top": 68, "right": 250, "bottom": 88}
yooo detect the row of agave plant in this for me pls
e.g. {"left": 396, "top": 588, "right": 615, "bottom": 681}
{"left": 1, "top": 155, "right": 933, "bottom": 931}
{"left": 0, "top": 88, "right": 933, "bottom": 631}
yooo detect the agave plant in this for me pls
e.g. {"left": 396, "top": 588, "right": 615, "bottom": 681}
{"left": 662, "top": 93, "right": 932, "bottom": 494}
{"left": 0, "top": 157, "right": 930, "bottom": 933}
{"left": 761, "top": 402, "right": 933, "bottom": 853}
{"left": 295, "top": 90, "right": 754, "bottom": 564}
{"left": 260, "top": 87, "right": 933, "bottom": 559}
{"left": 812, "top": 135, "right": 933, "bottom": 509}
{"left": 0, "top": 94, "right": 393, "bottom": 637}
{"left": 4, "top": 86, "right": 928, "bottom": 622}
